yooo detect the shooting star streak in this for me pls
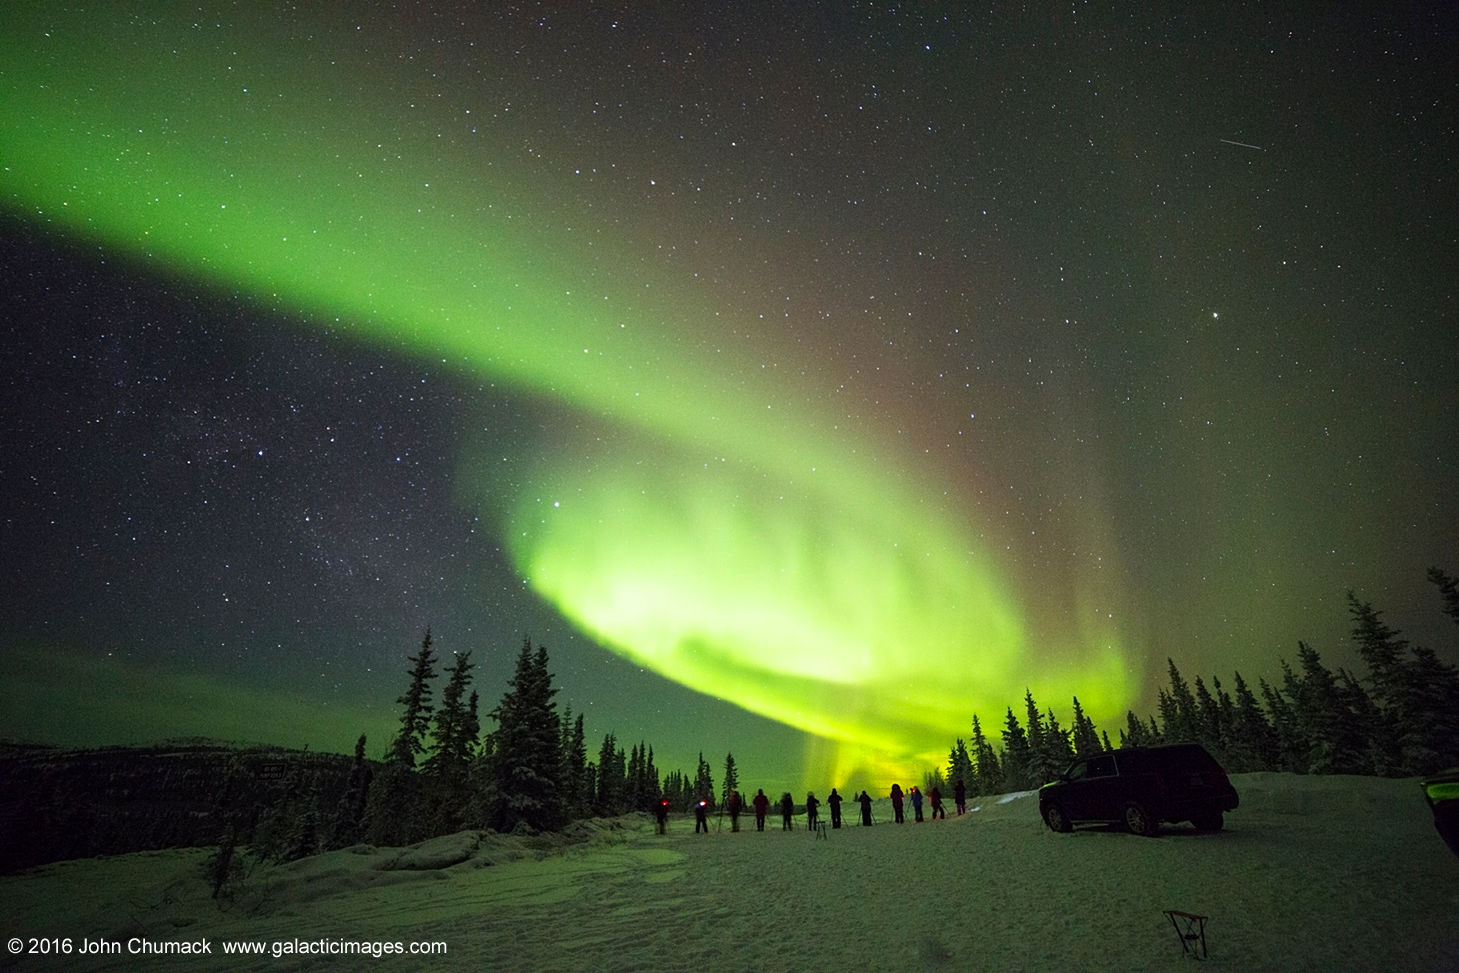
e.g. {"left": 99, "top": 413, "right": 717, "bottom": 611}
{"left": 1219, "top": 138, "right": 1263, "bottom": 151}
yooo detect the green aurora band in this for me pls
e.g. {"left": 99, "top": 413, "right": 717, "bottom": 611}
{"left": 2, "top": 7, "right": 1131, "bottom": 780}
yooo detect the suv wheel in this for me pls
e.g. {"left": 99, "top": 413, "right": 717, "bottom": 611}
{"left": 1043, "top": 804, "right": 1072, "bottom": 833}
{"left": 1191, "top": 810, "right": 1224, "bottom": 832}
{"left": 1123, "top": 801, "right": 1157, "bottom": 836}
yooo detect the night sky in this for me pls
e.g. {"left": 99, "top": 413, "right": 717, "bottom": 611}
{"left": 2, "top": 3, "right": 1455, "bottom": 796}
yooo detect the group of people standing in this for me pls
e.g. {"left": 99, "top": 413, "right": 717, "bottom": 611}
{"left": 655, "top": 779, "right": 972, "bottom": 834}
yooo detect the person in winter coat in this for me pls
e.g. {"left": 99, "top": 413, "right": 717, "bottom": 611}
{"left": 827, "top": 788, "right": 844, "bottom": 829}
{"left": 910, "top": 786, "right": 924, "bottom": 822}
{"left": 654, "top": 798, "right": 670, "bottom": 835}
{"left": 805, "top": 792, "right": 820, "bottom": 831}
{"left": 954, "top": 779, "right": 967, "bottom": 815}
{"left": 929, "top": 785, "right": 946, "bottom": 820}
{"left": 753, "top": 788, "right": 770, "bottom": 831}
{"left": 779, "top": 792, "right": 795, "bottom": 830}
{"left": 694, "top": 796, "right": 710, "bottom": 833}
{"left": 857, "top": 790, "right": 873, "bottom": 826}
{"left": 727, "top": 789, "right": 745, "bottom": 832}
{"left": 890, "top": 783, "right": 905, "bottom": 824}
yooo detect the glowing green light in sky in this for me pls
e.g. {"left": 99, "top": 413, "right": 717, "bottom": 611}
{"left": 2, "top": 7, "right": 1132, "bottom": 780}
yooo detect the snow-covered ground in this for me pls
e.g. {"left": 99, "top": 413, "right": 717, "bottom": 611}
{"left": 2, "top": 772, "right": 1455, "bottom": 971}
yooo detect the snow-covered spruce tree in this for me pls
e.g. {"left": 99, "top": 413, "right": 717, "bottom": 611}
{"left": 1348, "top": 590, "right": 1459, "bottom": 774}
{"left": 1224, "top": 672, "right": 1278, "bottom": 772}
{"left": 488, "top": 637, "right": 564, "bottom": 832}
{"left": 423, "top": 651, "right": 477, "bottom": 834}
{"left": 1280, "top": 642, "right": 1374, "bottom": 775}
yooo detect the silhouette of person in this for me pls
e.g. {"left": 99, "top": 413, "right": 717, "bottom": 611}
{"left": 827, "top": 788, "right": 843, "bottom": 829}
{"left": 753, "top": 788, "right": 770, "bottom": 831}
{"left": 857, "top": 789, "right": 873, "bottom": 826}
{"left": 727, "top": 789, "right": 744, "bottom": 832}
{"left": 910, "top": 785, "right": 924, "bottom": 822}
{"left": 929, "top": 785, "right": 946, "bottom": 820}
{"left": 779, "top": 792, "right": 794, "bottom": 830}
{"left": 805, "top": 792, "right": 820, "bottom": 831}
{"left": 890, "top": 783, "right": 905, "bottom": 824}
{"left": 694, "top": 796, "right": 710, "bottom": 833}
{"left": 654, "top": 798, "right": 670, "bottom": 834}
{"left": 954, "top": 779, "right": 967, "bottom": 816}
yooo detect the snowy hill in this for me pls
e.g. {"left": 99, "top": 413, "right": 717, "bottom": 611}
{"left": 1, "top": 772, "right": 1454, "bottom": 971}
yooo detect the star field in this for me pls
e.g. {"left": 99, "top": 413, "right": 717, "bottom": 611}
{"left": 2, "top": 3, "right": 1455, "bottom": 792}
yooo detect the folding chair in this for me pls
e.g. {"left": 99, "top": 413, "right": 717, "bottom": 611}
{"left": 1164, "top": 910, "right": 1209, "bottom": 959}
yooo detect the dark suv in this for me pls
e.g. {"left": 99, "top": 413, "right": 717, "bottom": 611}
{"left": 1038, "top": 743, "right": 1239, "bottom": 836}
{"left": 1421, "top": 767, "right": 1459, "bottom": 856}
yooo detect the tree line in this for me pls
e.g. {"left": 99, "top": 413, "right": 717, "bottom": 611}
{"left": 939, "top": 571, "right": 1459, "bottom": 796}
{"left": 327, "top": 633, "right": 738, "bottom": 852}
{"left": 275, "top": 569, "right": 1456, "bottom": 862}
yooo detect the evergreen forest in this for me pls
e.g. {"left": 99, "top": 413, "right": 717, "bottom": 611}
{"left": 310, "top": 571, "right": 1458, "bottom": 860}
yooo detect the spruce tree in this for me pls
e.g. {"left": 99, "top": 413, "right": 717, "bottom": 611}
{"left": 721, "top": 752, "right": 740, "bottom": 808}
{"left": 1260, "top": 675, "right": 1305, "bottom": 772}
{"left": 389, "top": 629, "right": 439, "bottom": 768}
{"left": 1228, "top": 672, "right": 1278, "bottom": 771}
{"left": 1069, "top": 697, "right": 1102, "bottom": 756}
{"left": 693, "top": 752, "right": 715, "bottom": 809}
{"left": 1161, "top": 659, "right": 1199, "bottom": 743}
{"left": 1120, "top": 710, "right": 1153, "bottom": 748}
{"left": 626, "top": 743, "right": 646, "bottom": 809}
{"left": 1403, "top": 646, "right": 1459, "bottom": 772}
{"left": 329, "top": 733, "right": 374, "bottom": 849}
{"left": 1429, "top": 567, "right": 1459, "bottom": 624}
{"left": 970, "top": 715, "right": 1002, "bottom": 794}
{"left": 559, "top": 711, "right": 588, "bottom": 820}
{"left": 1193, "top": 676, "right": 1224, "bottom": 751}
{"left": 424, "top": 651, "right": 476, "bottom": 832}
{"left": 595, "top": 734, "right": 626, "bottom": 814}
{"left": 489, "top": 637, "right": 564, "bottom": 832}
{"left": 645, "top": 746, "right": 660, "bottom": 803}
{"left": 1040, "top": 707, "right": 1074, "bottom": 780}
{"left": 366, "top": 630, "right": 438, "bottom": 845}
{"left": 1349, "top": 593, "right": 1409, "bottom": 707}
{"left": 1352, "top": 584, "right": 1459, "bottom": 773}
{"left": 661, "top": 769, "right": 687, "bottom": 810}
{"left": 946, "top": 738, "right": 974, "bottom": 794}
{"left": 425, "top": 651, "right": 476, "bottom": 780}
{"left": 1283, "top": 643, "right": 1372, "bottom": 775}
{"left": 1000, "top": 707, "right": 1031, "bottom": 789}
{"left": 1022, "top": 691, "right": 1046, "bottom": 780}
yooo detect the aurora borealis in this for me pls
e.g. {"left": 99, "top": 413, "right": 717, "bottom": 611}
{"left": 2, "top": 4, "right": 1455, "bottom": 792}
